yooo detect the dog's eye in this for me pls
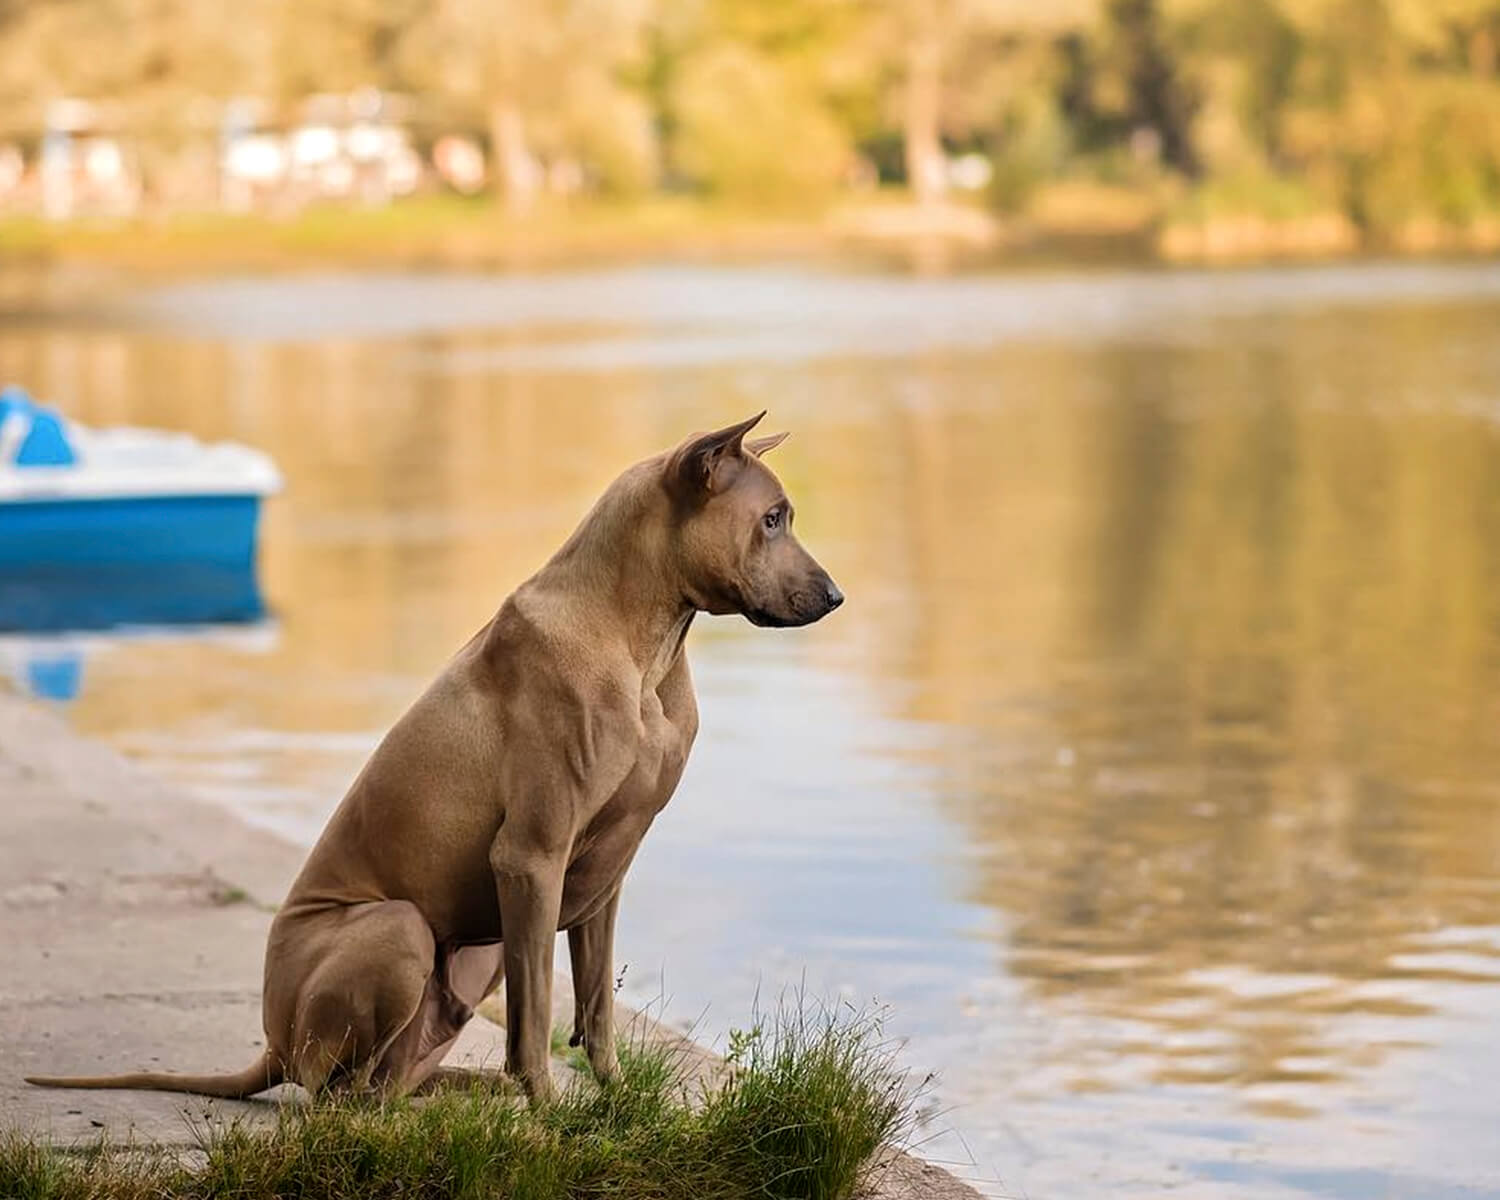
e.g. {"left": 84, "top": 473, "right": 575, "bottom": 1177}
{"left": 763, "top": 509, "right": 781, "bottom": 532}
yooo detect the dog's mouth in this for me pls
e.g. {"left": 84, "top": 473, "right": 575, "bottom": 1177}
{"left": 744, "top": 599, "right": 837, "bottom": 629}
{"left": 746, "top": 607, "right": 800, "bottom": 628}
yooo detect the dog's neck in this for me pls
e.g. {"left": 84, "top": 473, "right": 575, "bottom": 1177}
{"left": 535, "top": 462, "right": 696, "bottom": 692}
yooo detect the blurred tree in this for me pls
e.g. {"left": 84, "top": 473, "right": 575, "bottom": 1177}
{"left": 273, "top": 0, "right": 425, "bottom": 99}
{"left": 1265, "top": 0, "right": 1500, "bottom": 233}
{"left": 0, "top": 0, "right": 269, "bottom": 207}
{"left": 0, "top": 0, "right": 1498, "bottom": 238}
{"left": 672, "top": 41, "right": 847, "bottom": 203}
{"left": 399, "top": 0, "right": 654, "bottom": 208}
{"left": 853, "top": 0, "right": 1091, "bottom": 204}
{"left": 1094, "top": 0, "right": 1200, "bottom": 174}
{"left": 901, "top": 0, "right": 948, "bottom": 203}
{"left": 1180, "top": 0, "right": 1300, "bottom": 165}
{"left": 656, "top": 0, "right": 854, "bottom": 202}
{"left": 1373, "top": 0, "right": 1500, "bottom": 74}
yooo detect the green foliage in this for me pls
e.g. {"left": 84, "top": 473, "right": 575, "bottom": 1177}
{"left": 557, "top": 82, "right": 660, "bottom": 199}
{"left": 988, "top": 92, "right": 1072, "bottom": 213}
{"left": 1098, "top": 0, "right": 1202, "bottom": 173}
{"left": 671, "top": 42, "right": 849, "bottom": 205}
{"left": 0, "top": 999, "right": 917, "bottom": 1200}
{"left": 702, "top": 1000, "right": 916, "bottom": 1200}
{"left": 1346, "top": 77, "right": 1500, "bottom": 228}
{"left": 4, "top": 0, "right": 1500, "bottom": 240}
{"left": 1173, "top": 167, "right": 1322, "bottom": 222}
{"left": 725, "top": 1020, "right": 764, "bottom": 1064}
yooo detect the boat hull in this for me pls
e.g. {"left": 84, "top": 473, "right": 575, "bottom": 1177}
{"left": 0, "top": 493, "right": 262, "bottom": 568}
{"left": 0, "top": 494, "right": 267, "bottom": 631}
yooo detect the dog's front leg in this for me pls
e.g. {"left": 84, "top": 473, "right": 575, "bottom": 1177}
{"left": 491, "top": 835, "right": 566, "bottom": 1103}
{"left": 567, "top": 886, "right": 621, "bottom": 1085}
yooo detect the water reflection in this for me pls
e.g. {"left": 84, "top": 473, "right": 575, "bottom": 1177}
{"left": 0, "top": 625, "right": 278, "bottom": 705}
{"left": 3, "top": 265, "right": 1500, "bottom": 1198}
{"left": 0, "top": 639, "right": 83, "bottom": 700}
{"left": 0, "top": 561, "right": 265, "bottom": 631}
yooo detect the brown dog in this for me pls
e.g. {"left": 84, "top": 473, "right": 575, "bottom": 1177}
{"left": 27, "top": 413, "right": 842, "bottom": 1102}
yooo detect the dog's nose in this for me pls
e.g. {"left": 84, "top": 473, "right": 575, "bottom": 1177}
{"left": 825, "top": 580, "right": 844, "bottom": 611}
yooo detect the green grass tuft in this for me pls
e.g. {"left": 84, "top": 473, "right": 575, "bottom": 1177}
{"left": 703, "top": 1000, "right": 915, "bottom": 1199}
{"left": 1, "top": 998, "right": 918, "bottom": 1200}
{"left": 209, "top": 885, "right": 251, "bottom": 907}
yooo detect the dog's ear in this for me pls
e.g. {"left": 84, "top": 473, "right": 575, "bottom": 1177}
{"left": 746, "top": 431, "right": 789, "bottom": 458}
{"left": 668, "top": 411, "right": 765, "bottom": 500}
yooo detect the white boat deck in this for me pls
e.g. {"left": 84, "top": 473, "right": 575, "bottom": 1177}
{"left": 0, "top": 405, "right": 281, "bottom": 503}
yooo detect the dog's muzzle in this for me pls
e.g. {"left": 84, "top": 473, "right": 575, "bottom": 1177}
{"left": 748, "top": 575, "right": 844, "bottom": 627}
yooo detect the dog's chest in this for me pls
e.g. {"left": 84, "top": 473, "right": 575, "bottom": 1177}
{"left": 563, "top": 697, "right": 693, "bottom": 919}
{"left": 620, "top": 690, "right": 692, "bottom": 810}
{"left": 564, "top": 670, "right": 697, "bottom": 896}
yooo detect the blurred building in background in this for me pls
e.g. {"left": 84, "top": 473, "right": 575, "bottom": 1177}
{"left": 218, "top": 90, "right": 423, "bottom": 213}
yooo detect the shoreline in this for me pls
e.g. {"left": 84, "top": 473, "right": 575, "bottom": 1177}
{"left": 0, "top": 689, "right": 980, "bottom": 1198}
{"left": 3, "top": 195, "right": 1498, "bottom": 289}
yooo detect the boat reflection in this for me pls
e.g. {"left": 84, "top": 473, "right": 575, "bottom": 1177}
{"left": 0, "top": 552, "right": 274, "bottom": 703}
{"left": 0, "top": 559, "right": 266, "bottom": 633}
{"left": 0, "top": 617, "right": 278, "bottom": 704}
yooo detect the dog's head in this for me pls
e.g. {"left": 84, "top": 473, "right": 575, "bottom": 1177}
{"left": 663, "top": 413, "right": 843, "bottom": 628}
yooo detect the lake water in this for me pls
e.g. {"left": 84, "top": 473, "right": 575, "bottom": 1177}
{"left": 4, "top": 260, "right": 1500, "bottom": 1198}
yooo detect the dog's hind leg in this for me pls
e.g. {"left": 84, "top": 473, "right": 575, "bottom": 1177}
{"left": 278, "top": 900, "right": 437, "bottom": 1094}
{"left": 366, "top": 941, "right": 505, "bottom": 1096}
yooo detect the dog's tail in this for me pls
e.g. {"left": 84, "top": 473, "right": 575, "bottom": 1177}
{"left": 25, "top": 1050, "right": 283, "bottom": 1099}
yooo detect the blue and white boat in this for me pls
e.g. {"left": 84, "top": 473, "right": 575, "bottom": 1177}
{"left": 0, "top": 386, "right": 281, "bottom": 631}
